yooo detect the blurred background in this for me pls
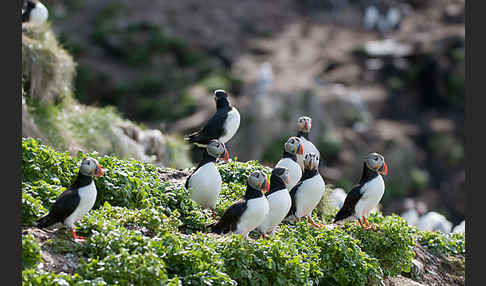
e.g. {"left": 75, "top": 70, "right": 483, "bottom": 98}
{"left": 23, "top": 0, "right": 464, "bottom": 229}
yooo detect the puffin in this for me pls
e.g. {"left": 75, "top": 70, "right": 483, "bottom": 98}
{"left": 333, "top": 152, "right": 388, "bottom": 230}
{"left": 184, "top": 89, "right": 241, "bottom": 147}
{"left": 295, "top": 116, "right": 321, "bottom": 171}
{"left": 36, "top": 157, "right": 103, "bottom": 241}
{"left": 286, "top": 152, "right": 325, "bottom": 228}
{"left": 256, "top": 167, "right": 292, "bottom": 238}
{"left": 185, "top": 139, "right": 229, "bottom": 219}
{"left": 210, "top": 170, "right": 270, "bottom": 239}
{"left": 22, "top": 0, "right": 48, "bottom": 24}
{"left": 275, "top": 136, "right": 304, "bottom": 191}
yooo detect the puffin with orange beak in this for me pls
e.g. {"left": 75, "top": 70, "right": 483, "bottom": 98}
{"left": 285, "top": 152, "right": 326, "bottom": 228}
{"left": 185, "top": 140, "right": 229, "bottom": 219}
{"left": 295, "top": 116, "right": 321, "bottom": 171}
{"left": 37, "top": 157, "right": 103, "bottom": 242}
{"left": 275, "top": 137, "right": 304, "bottom": 191}
{"left": 184, "top": 90, "right": 240, "bottom": 148}
{"left": 257, "top": 167, "right": 292, "bottom": 238}
{"left": 333, "top": 152, "right": 388, "bottom": 230}
{"left": 210, "top": 171, "right": 270, "bottom": 239}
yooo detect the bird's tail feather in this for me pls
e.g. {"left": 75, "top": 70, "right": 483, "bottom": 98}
{"left": 36, "top": 215, "right": 56, "bottom": 229}
{"left": 184, "top": 132, "right": 199, "bottom": 143}
{"left": 333, "top": 209, "right": 352, "bottom": 223}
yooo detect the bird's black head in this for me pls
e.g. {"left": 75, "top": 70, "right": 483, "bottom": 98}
{"left": 214, "top": 89, "right": 228, "bottom": 99}
{"left": 214, "top": 89, "right": 231, "bottom": 109}
{"left": 271, "top": 167, "right": 289, "bottom": 186}
{"left": 79, "top": 157, "right": 103, "bottom": 177}
{"left": 365, "top": 152, "right": 388, "bottom": 176}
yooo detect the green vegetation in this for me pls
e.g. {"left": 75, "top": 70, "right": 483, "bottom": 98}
{"left": 419, "top": 231, "right": 465, "bottom": 257}
{"left": 22, "top": 234, "right": 42, "bottom": 270}
{"left": 21, "top": 138, "right": 464, "bottom": 285}
{"left": 22, "top": 23, "right": 192, "bottom": 168}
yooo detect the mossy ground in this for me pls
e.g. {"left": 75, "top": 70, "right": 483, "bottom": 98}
{"left": 21, "top": 139, "right": 465, "bottom": 285}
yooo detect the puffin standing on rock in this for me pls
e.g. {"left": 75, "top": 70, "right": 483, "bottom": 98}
{"left": 333, "top": 153, "right": 388, "bottom": 230}
{"left": 286, "top": 152, "right": 326, "bottom": 228}
{"left": 275, "top": 136, "right": 304, "bottom": 191}
{"left": 210, "top": 171, "right": 270, "bottom": 239}
{"left": 295, "top": 116, "right": 320, "bottom": 171}
{"left": 184, "top": 90, "right": 240, "bottom": 149}
{"left": 36, "top": 157, "right": 103, "bottom": 242}
{"left": 257, "top": 167, "right": 292, "bottom": 238}
{"left": 185, "top": 140, "right": 229, "bottom": 219}
{"left": 22, "top": 0, "right": 49, "bottom": 24}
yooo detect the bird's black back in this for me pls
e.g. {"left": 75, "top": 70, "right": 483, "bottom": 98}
{"left": 333, "top": 162, "right": 379, "bottom": 223}
{"left": 36, "top": 173, "right": 93, "bottom": 228}
{"left": 210, "top": 182, "right": 263, "bottom": 234}
{"left": 210, "top": 200, "right": 247, "bottom": 234}
{"left": 185, "top": 98, "right": 232, "bottom": 145}
{"left": 22, "top": 0, "right": 36, "bottom": 22}
{"left": 286, "top": 169, "right": 318, "bottom": 218}
{"left": 185, "top": 149, "right": 217, "bottom": 189}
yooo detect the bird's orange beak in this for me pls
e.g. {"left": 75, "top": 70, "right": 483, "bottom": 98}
{"left": 298, "top": 144, "right": 304, "bottom": 155}
{"left": 223, "top": 148, "right": 229, "bottom": 162}
{"left": 379, "top": 162, "right": 388, "bottom": 176}
{"left": 96, "top": 164, "right": 103, "bottom": 177}
{"left": 305, "top": 121, "right": 309, "bottom": 131}
{"left": 264, "top": 179, "right": 270, "bottom": 193}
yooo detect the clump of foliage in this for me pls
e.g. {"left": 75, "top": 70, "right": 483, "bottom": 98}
{"left": 22, "top": 234, "right": 42, "bottom": 270}
{"left": 418, "top": 231, "right": 465, "bottom": 256}
{"left": 22, "top": 139, "right": 465, "bottom": 285}
{"left": 348, "top": 214, "right": 416, "bottom": 277}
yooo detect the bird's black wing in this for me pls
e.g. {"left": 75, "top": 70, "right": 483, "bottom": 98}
{"left": 37, "top": 188, "right": 80, "bottom": 228}
{"left": 185, "top": 109, "right": 229, "bottom": 145}
{"left": 210, "top": 199, "right": 246, "bottom": 234}
{"left": 333, "top": 184, "right": 364, "bottom": 223}
{"left": 286, "top": 180, "right": 305, "bottom": 218}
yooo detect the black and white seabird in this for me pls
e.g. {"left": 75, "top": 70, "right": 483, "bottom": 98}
{"left": 295, "top": 116, "right": 321, "bottom": 171}
{"left": 210, "top": 171, "right": 270, "bottom": 239}
{"left": 286, "top": 152, "right": 326, "bottom": 228}
{"left": 275, "top": 136, "right": 304, "bottom": 191}
{"left": 256, "top": 167, "right": 291, "bottom": 238}
{"left": 333, "top": 152, "right": 388, "bottom": 230}
{"left": 22, "top": 0, "right": 48, "bottom": 24}
{"left": 185, "top": 140, "right": 229, "bottom": 219}
{"left": 36, "top": 157, "right": 103, "bottom": 241}
{"left": 184, "top": 89, "right": 240, "bottom": 147}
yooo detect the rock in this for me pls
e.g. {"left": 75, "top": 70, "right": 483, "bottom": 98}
{"left": 363, "top": 39, "right": 413, "bottom": 58}
{"left": 416, "top": 211, "right": 453, "bottom": 233}
{"left": 384, "top": 275, "right": 425, "bottom": 286}
{"left": 401, "top": 209, "right": 419, "bottom": 226}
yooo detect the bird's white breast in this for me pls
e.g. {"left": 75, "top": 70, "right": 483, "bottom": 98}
{"left": 30, "top": 2, "right": 49, "bottom": 24}
{"left": 354, "top": 175, "right": 385, "bottom": 218}
{"left": 275, "top": 158, "right": 302, "bottom": 191}
{"left": 189, "top": 162, "right": 222, "bottom": 209}
{"left": 64, "top": 181, "right": 97, "bottom": 227}
{"left": 220, "top": 108, "right": 240, "bottom": 143}
{"left": 236, "top": 197, "right": 269, "bottom": 235}
{"left": 257, "top": 189, "right": 291, "bottom": 234}
{"left": 295, "top": 174, "right": 325, "bottom": 218}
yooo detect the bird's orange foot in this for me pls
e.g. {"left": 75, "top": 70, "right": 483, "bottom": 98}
{"left": 308, "top": 216, "right": 323, "bottom": 228}
{"left": 71, "top": 229, "right": 86, "bottom": 242}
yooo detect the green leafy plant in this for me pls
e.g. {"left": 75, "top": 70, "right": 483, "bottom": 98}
{"left": 22, "top": 234, "right": 42, "bottom": 270}
{"left": 21, "top": 139, "right": 465, "bottom": 285}
{"left": 348, "top": 214, "right": 416, "bottom": 277}
{"left": 419, "top": 231, "right": 465, "bottom": 256}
